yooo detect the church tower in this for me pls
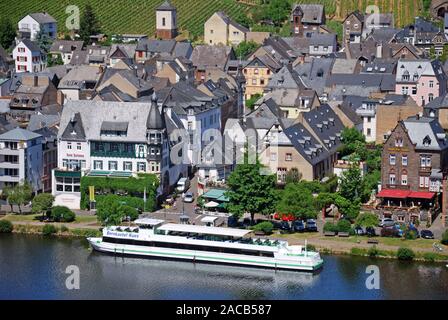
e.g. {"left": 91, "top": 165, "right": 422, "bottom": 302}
{"left": 146, "top": 92, "right": 165, "bottom": 174}
{"left": 155, "top": 0, "right": 178, "bottom": 39}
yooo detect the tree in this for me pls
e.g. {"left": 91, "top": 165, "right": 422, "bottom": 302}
{"left": 265, "top": 0, "right": 290, "bottom": 26}
{"left": 339, "top": 127, "right": 365, "bottom": 157}
{"left": 7, "top": 183, "right": 33, "bottom": 214}
{"left": 0, "top": 220, "right": 13, "bottom": 233}
{"left": 0, "top": 17, "right": 16, "bottom": 49}
{"left": 234, "top": 11, "right": 253, "bottom": 29}
{"left": 276, "top": 183, "right": 317, "bottom": 220}
{"left": 35, "top": 30, "right": 52, "bottom": 53}
{"left": 51, "top": 206, "right": 75, "bottom": 222}
{"left": 355, "top": 212, "right": 379, "bottom": 228}
{"left": 47, "top": 53, "right": 63, "bottom": 67}
{"left": 225, "top": 159, "right": 278, "bottom": 223}
{"left": 31, "top": 193, "right": 55, "bottom": 220}
{"left": 235, "top": 41, "right": 259, "bottom": 59}
{"left": 285, "top": 168, "right": 302, "bottom": 184}
{"left": 96, "top": 195, "right": 139, "bottom": 225}
{"left": 339, "top": 165, "right": 363, "bottom": 203}
{"left": 440, "top": 44, "right": 448, "bottom": 63}
{"left": 79, "top": 4, "right": 101, "bottom": 44}
{"left": 2, "top": 185, "right": 15, "bottom": 213}
{"left": 430, "top": 46, "right": 436, "bottom": 60}
{"left": 245, "top": 93, "right": 262, "bottom": 110}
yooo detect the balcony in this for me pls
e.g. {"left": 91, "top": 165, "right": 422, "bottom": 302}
{"left": 419, "top": 166, "right": 432, "bottom": 173}
{"left": 385, "top": 184, "right": 410, "bottom": 190}
{"left": 0, "top": 148, "right": 20, "bottom": 155}
{"left": 0, "top": 176, "right": 20, "bottom": 182}
{"left": 91, "top": 150, "right": 146, "bottom": 159}
{"left": 0, "top": 162, "right": 20, "bottom": 169}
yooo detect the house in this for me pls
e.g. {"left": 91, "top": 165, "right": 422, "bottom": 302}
{"left": 107, "top": 44, "right": 137, "bottom": 68}
{"left": 53, "top": 95, "right": 186, "bottom": 209}
{"left": 243, "top": 55, "right": 281, "bottom": 101}
{"left": 343, "top": 11, "right": 364, "bottom": 43}
{"left": 308, "top": 33, "right": 337, "bottom": 57}
{"left": 395, "top": 59, "right": 447, "bottom": 107}
{"left": 155, "top": 0, "right": 178, "bottom": 39}
{"left": 290, "top": 4, "right": 325, "bottom": 37}
{"left": 204, "top": 11, "right": 248, "bottom": 46}
{"left": 49, "top": 40, "right": 84, "bottom": 65}
{"left": 0, "top": 127, "right": 43, "bottom": 192}
{"left": 12, "top": 39, "right": 47, "bottom": 73}
{"left": 18, "top": 12, "right": 57, "bottom": 41}
{"left": 424, "top": 93, "right": 448, "bottom": 130}
{"left": 34, "top": 126, "right": 58, "bottom": 193}
{"left": 378, "top": 115, "right": 448, "bottom": 224}
{"left": 191, "top": 45, "right": 236, "bottom": 82}
{"left": 59, "top": 65, "right": 104, "bottom": 101}
{"left": 155, "top": 57, "right": 194, "bottom": 84}
{"left": 135, "top": 39, "right": 192, "bottom": 63}
{"left": 294, "top": 57, "right": 334, "bottom": 98}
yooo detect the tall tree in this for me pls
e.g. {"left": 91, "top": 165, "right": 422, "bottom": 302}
{"left": 31, "top": 193, "right": 55, "bottom": 220}
{"left": 225, "top": 160, "right": 278, "bottom": 223}
{"left": 276, "top": 183, "right": 317, "bottom": 220}
{"left": 339, "top": 165, "right": 363, "bottom": 203}
{"left": 266, "top": 0, "right": 290, "bottom": 26}
{"left": 285, "top": 168, "right": 302, "bottom": 184}
{"left": 0, "top": 17, "right": 16, "bottom": 49}
{"left": 35, "top": 30, "right": 52, "bottom": 53}
{"left": 79, "top": 5, "right": 101, "bottom": 44}
{"left": 7, "top": 183, "right": 33, "bottom": 214}
{"left": 235, "top": 41, "right": 259, "bottom": 60}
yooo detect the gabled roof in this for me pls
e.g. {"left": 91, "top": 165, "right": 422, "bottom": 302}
{"left": 266, "top": 64, "right": 306, "bottom": 89}
{"left": 401, "top": 116, "right": 448, "bottom": 151}
{"left": 0, "top": 127, "right": 41, "bottom": 141}
{"left": 27, "top": 12, "right": 57, "bottom": 24}
{"left": 50, "top": 40, "right": 84, "bottom": 54}
{"left": 343, "top": 11, "right": 364, "bottom": 23}
{"left": 291, "top": 4, "right": 325, "bottom": 24}
{"left": 18, "top": 39, "right": 42, "bottom": 53}
{"left": 60, "top": 112, "right": 86, "bottom": 141}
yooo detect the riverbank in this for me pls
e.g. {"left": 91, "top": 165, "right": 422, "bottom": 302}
{"left": 1, "top": 213, "right": 448, "bottom": 263}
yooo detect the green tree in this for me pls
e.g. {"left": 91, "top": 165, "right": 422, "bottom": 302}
{"left": 79, "top": 4, "right": 101, "bottom": 44}
{"left": 0, "top": 17, "right": 16, "bottom": 49}
{"left": 0, "top": 220, "right": 13, "bottom": 233}
{"left": 265, "top": 0, "right": 290, "bottom": 26}
{"left": 2, "top": 185, "right": 15, "bottom": 213}
{"left": 225, "top": 159, "right": 278, "bottom": 223}
{"left": 235, "top": 41, "right": 259, "bottom": 59}
{"left": 51, "top": 206, "right": 75, "bottom": 222}
{"left": 440, "top": 44, "right": 448, "bottom": 63}
{"left": 355, "top": 212, "right": 379, "bottom": 228}
{"left": 339, "top": 165, "right": 363, "bottom": 203}
{"left": 285, "top": 168, "right": 302, "bottom": 184}
{"left": 276, "top": 183, "right": 317, "bottom": 220}
{"left": 430, "top": 46, "right": 436, "bottom": 60}
{"left": 234, "top": 11, "right": 253, "bottom": 29}
{"left": 245, "top": 93, "right": 262, "bottom": 110}
{"left": 96, "top": 195, "right": 139, "bottom": 225}
{"left": 339, "top": 127, "right": 365, "bottom": 157}
{"left": 31, "top": 193, "right": 55, "bottom": 220}
{"left": 47, "top": 53, "right": 63, "bottom": 67}
{"left": 7, "top": 183, "right": 33, "bottom": 214}
{"left": 35, "top": 30, "right": 52, "bottom": 53}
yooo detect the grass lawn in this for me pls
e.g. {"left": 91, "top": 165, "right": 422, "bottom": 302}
{"left": 319, "top": 235, "right": 438, "bottom": 249}
{"left": 74, "top": 215, "right": 98, "bottom": 224}
{"left": 1, "top": 213, "right": 98, "bottom": 225}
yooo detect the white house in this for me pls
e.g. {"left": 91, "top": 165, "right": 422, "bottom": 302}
{"left": 12, "top": 39, "right": 47, "bottom": 73}
{"left": 18, "top": 12, "right": 57, "bottom": 41}
{"left": 0, "top": 128, "right": 43, "bottom": 193}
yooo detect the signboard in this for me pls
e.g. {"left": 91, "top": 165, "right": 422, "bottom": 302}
{"left": 89, "top": 186, "right": 95, "bottom": 202}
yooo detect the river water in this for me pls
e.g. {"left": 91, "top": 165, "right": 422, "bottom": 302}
{"left": 0, "top": 234, "right": 447, "bottom": 300}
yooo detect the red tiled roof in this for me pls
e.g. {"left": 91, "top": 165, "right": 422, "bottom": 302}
{"left": 376, "top": 189, "right": 410, "bottom": 199}
{"left": 408, "top": 191, "right": 436, "bottom": 200}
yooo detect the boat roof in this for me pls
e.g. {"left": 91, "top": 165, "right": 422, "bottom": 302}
{"left": 201, "top": 216, "right": 218, "bottom": 223}
{"left": 134, "top": 218, "right": 165, "bottom": 226}
{"left": 157, "top": 223, "right": 252, "bottom": 238}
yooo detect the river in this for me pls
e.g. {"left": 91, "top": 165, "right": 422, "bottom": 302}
{"left": 0, "top": 234, "right": 447, "bottom": 300}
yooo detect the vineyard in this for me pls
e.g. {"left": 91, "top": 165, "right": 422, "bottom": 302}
{"left": 0, "top": 0, "right": 250, "bottom": 38}
{"left": 0, "top": 0, "right": 425, "bottom": 39}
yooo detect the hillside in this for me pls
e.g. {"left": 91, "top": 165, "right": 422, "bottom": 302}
{"left": 0, "top": 0, "right": 425, "bottom": 39}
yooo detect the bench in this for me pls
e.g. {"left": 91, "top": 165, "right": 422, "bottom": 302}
{"left": 338, "top": 232, "right": 350, "bottom": 237}
{"left": 367, "top": 239, "right": 379, "bottom": 244}
{"left": 324, "top": 231, "right": 336, "bottom": 237}
{"left": 254, "top": 231, "right": 265, "bottom": 236}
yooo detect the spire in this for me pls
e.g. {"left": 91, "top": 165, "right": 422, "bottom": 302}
{"left": 146, "top": 95, "right": 164, "bottom": 130}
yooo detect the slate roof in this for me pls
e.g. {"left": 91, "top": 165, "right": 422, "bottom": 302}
{"left": 294, "top": 57, "right": 334, "bottom": 95}
{"left": 156, "top": 0, "right": 176, "bottom": 11}
{"left": 284, "top": 123, "right": 329, "bottom": 165}
{"left": 402, "top": 116, "right": 448, "bottom": 151}
{"left": 361, "top": 59, "right": 397, "bottom": 74}
{"left": 0, "top": 127, "right": 41, "bottom": 141}
{"left": 147, "top": 93, "right": 165, "bottom": 130}
{"left": 50, "top": 40, "right": 83, "bottom": 54}
{"left": 266, "top": 64, "right": 306, "bottom": 89}
{"left": 191, "top": 45, "right": 234, "bottom": 70}
{"left": 60, "top": 112, "right": 86, "bottom": 141}
{"left": 28, "top": 12, "right": 57, "bottom": 24}
{"left": 396, "top": 60, "right": 446, "bottom": 84}
{"left": 331, "top": 59, "right": 358, "bottom": 74}
{"left": 27, "top": 114, "right": 60, "bottom": 131}
{"left": 20, "top": 39, "right": 42, "bottom": 52}
{"left": 425, "top": 93, "right": 448, "bottom": 110}
{"left": 291, "top": 4, "right": 325, "bottom": 24}
{"left": 215, "top": 11, "right": 249, "bottom": 33}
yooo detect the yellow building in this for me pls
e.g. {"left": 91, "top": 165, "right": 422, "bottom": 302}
{"left": 243, "top": 56, "right": 280, "bottom": 101}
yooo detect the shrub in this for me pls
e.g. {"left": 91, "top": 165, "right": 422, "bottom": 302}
{"left": 60, "top": 225, "right": 69, "bottom": 233}
{"left": 351, "top": 247, "right": 367, "bottom": 256}
{"left": 51, "top": 206, "right": 76, "bottom": 222}
{"left": 42, "top": 224, "right": 57, "bottom": 236}
{"left": 306, "top": 244, "right": 316, "bottom": 251}
{"left": 442, "top": 230, "right": 448, "bottom": 245}
{"left": 323, "top": 222, "right": 338, "bottom": 233}
{"left": 251, "top": 221, "right": 274, "bottom": 235}
{"left": 336, "top": 219, "right": 352, "bottom": 233}
{"left": 423, "top": 252, "right": 437, "bottom": 262}
{"left": 368, "top": 245, "right": 379, "bottom": 258}
{"left": 0, "top": 220, "right": 13, "bottom": 233}
{"left": 404, "top": 229, "right": 418, "bottom": 240}
{"left": 397, "top": 247, "right": 415, "bottom": 261}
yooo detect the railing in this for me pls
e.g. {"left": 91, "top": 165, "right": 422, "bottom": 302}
{"left": 91, "top": 150, "right": 146, "bottom": 159}
{"left": 385, "top": 184, "right": 410, "bottom": 190}
{"left": 419, "top": 167, "right": 432, "bottom": 173}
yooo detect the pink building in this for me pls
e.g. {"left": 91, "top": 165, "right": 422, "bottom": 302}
{"left": 395, "top": 59, "right": 447, "bottom": 107}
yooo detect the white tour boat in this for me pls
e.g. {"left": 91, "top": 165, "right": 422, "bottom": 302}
{"left": 87, "top": 218, "right": 324, "bottom": 272}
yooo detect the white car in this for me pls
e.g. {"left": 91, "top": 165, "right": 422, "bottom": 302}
{"left": 379, "top": 218, "right": 395, "bottom": 227}
{"left": 183, "top": 192, "right": 194, "bottom": 203}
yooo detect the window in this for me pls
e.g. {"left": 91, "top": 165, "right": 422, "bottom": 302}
{"left": 94, "top": 161, "right": 103, "bottom": 170}
{"left": 252, "top": 79, "right": 257, "bottom": 85}
{"left": 162, "top": 17, "right": 166, "bottom": 26}
{"left": 420, "top": 176, "right": 430, "bottom": 188}
{"left": 401, "top": 174, "right": 408, "bottom": 185}
{"left": 420, "top": 155, "right": 431, "bottom": 167}
{"left": 210, "top": 30, "right": 214, "bottom": 34}
{"left": 260, "top": 78, "right": 265, "bottom": 85}
{"left": 285, "top": 153, "right": 292, "bottom": 161}
{"left": 395, "top": 138, "right": 403, "bottom": 147}
{"left": 123, "top": 162, "right": 132, "bottom": 171}
{"left": 76, "top": 143, "right": 82, "bottom": 150}
{"left": 412, "top": 87, "right": 417, "bottom": 95}
{"left": 401, "top": 86, "right": 409, "bottom": 95}
{"left": 389, "top": 174, "right": 396, "bottom": 185}
{"left": 108, "top": 161, "right": 118, "bottom": 171}
{"left": 389, "top": 154, "right": 396, "bottom": 165}
{"left": 429, "top": 80, "right": 434, "bottom": 88}
{"left": 138, "top": 162, "right": 146, "bottom": 172}
{"left": 67, "top": 142, "right": 72, "bottom": 150}
{"left": 270, "top": 152, "right": 277, "bottom": 161}
{"left": 402, "top": 155, "right": 408, "bottom": 166}
{"left": 254, "top": 68, "right": 259, "bottom": 74}
{"left": 367, "top": 128, "right": 371, "bottom": 136}
{"left": 367, "top": 117, "right": 371, "bottom": 123}
{"left": 429, "top": 93, "right": 434, "bottom": 102}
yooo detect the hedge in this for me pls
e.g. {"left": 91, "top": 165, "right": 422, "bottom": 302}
{"left": 51, "top": 206, "right": 75, "bottom": 222}
{"left": 80, "top": 173, "right": 158, "bottom": 211}
{"left": 0, "top": 220, "right": 13, "bottom": 233}
{"left": 397, "top": 247, "right": 415, "bottom": 261}
{"left": 251, "top": 221, "right": 274, "bottom": 235}
{"left": 42, "top": 224, "right": 57, "bottom": 236}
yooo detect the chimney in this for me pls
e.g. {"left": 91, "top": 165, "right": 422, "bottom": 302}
{"left": 376, "top": 42, "right": 383, "bottom": 59}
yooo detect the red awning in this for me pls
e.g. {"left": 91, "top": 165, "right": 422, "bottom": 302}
{"left": 408, "top": 191, "right": 436, "bottom": 200}
{"left": 376, "top": 189, "right": 410, "bottom": 199}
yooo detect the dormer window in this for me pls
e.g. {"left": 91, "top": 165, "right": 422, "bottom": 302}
{"left": 423, "top": 135, "right": 431, "bottom": 146}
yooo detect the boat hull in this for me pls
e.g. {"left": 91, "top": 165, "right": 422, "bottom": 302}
{"left": 87, "top": 237, "right": 324, "bottom": 272}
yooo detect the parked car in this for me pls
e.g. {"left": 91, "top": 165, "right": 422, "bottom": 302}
{"left": 280, "top": 221, "right": 291, "bottom": 233}
{"left": 379, "top": 218, "right": 395, "bottom": 228}
{"left": 381, "top": 227, "right": 401, "bottom": 238}
{"left": 420, "top": 229, "right": 434, "bottom": 239}
{"left": 354, "top": 226, "right": 365, "bottom": 236}
{"left": 365, "top": 227, "right": 377, "bottom": 237}
{"left": 227, "top": 216, "right": 239, "bottom": 228}
{"left": 306, "top": 219, "right": 318, "bottom": 232}
{"left": 183, "top": 192, "right": 194, "bottom": 203}
{"left": 176, "top": 177, "right": 190, "bottom": 192}
{"left": 292, "top": 220, "right": 305, "bottom": 233}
